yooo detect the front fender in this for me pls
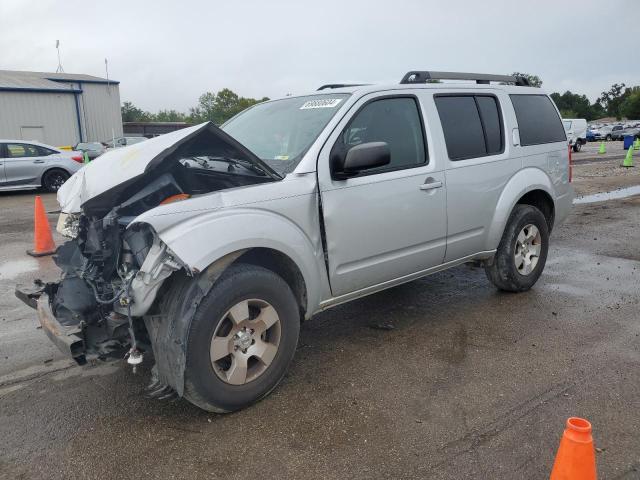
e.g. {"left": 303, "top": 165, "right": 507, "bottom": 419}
{"left": 134, "top": 208, "right": 327, "bottom": 315}
{"left": 485, "top": 167, "right": 555, "bottom": 251}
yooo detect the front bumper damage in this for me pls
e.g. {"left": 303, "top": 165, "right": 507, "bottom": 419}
{"left": 15, "top": 122, "right": 279, "bottom": 399}
{"left": 16, "top": 283, "right": 86, "bottom": 363}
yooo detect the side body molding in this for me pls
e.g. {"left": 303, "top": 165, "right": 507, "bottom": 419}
{"left": 485, "top": 167, "right": 555, "bottom": 251}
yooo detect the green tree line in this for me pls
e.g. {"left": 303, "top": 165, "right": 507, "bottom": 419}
{"left": 122, "top": 77, "right": 640, "bottom": 125}
{"left": 121, "top": 88, "right": 269, "bottom": 125}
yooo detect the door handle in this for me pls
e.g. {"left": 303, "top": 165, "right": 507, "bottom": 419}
{"left": 419, "top": 180, "right": 443, "bottom": 191}
{"left": 33, "top": 159, "right": 45, "bottom": 164}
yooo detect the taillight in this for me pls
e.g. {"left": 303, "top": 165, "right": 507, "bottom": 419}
{"left": 568, "top": 145, "right": 573, "bottom": 183}
{"left": 71, "top": 155, "right": 83, "bottom": 163}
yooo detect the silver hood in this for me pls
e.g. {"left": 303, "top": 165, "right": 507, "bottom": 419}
{"left": 57, "top": 122, "right": 279, "bottom": 214}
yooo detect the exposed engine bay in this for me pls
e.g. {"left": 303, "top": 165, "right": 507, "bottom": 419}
{"left": 16, "top": 123, "right": 277, "bottom": 379}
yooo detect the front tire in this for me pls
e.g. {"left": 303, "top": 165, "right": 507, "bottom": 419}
{"left": 485, "top": 205, "right": 549, "bottom": 292}
{"left": 572, "top": 141, "right": 582, "bottom": 152}
{"left": 183, "top": 264, "right": 300, "bottom": 413}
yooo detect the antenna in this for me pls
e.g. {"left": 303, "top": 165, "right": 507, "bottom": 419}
{"left": 105, "top": 58, "right": 111, "bottom": 94}
{"left": 55, "top": 40, "right": 64, "bottom": 73}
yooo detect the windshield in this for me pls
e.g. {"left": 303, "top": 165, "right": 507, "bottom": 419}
{"left": 222, "top": 94, "right": 350, "bottom": 175}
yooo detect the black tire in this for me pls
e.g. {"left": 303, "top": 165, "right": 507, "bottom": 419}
{"left": 606, "top": 134, "right": 612, "bottom": 141}
{"left": 41, "top": 168, "right": 70, "bottom": 192}
{"left": 572, "top": 142, "right": 581, "bottom": 152}
{"left": 183, "top": 264, "right": 300, "bottom": 413}
{"left": 485, "top": 204, "right": 549, "bottom": 292}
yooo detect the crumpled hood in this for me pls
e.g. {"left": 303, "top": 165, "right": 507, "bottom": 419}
{"left": 57, "top": 122, "right": 278, "bottom": 214}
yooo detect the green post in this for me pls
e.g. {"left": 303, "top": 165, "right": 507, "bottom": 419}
{"left": 83, "top": 151, "right": 90, "bottom": 164}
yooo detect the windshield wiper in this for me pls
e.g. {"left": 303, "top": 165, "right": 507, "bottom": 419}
{"left": 211, "top": 156, "right": 276, "bottom": 177}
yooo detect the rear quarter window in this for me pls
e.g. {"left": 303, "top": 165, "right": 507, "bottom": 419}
{"left": 510, "top": 94, "right": 566, "bottom": 146}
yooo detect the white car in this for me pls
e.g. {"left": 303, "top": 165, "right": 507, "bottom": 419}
{"left": 0, "top": 140, "right": 84, "bottom": 192}
{"left": 562, "top": 118, "right": 587, "bottom": 152}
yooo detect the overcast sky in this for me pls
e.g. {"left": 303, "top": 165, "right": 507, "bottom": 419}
{"left": 1, "top": 0, "right": 638, "bottom": 112}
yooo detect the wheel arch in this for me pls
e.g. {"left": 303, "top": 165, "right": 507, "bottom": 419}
{"left": 486, "top": 168, "right": 556, "bottom": 251}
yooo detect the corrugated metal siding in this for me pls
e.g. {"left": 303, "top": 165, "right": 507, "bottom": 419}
{"left": 79, "top": 83, "right": 123, "bottom": 142}
{"left": 0, "top": 91, "right": 79, "bottom": 145}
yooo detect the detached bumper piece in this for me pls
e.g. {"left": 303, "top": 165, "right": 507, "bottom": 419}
{"left": 16, "top": 283, "right": 88, "bottom": 365}
{"left": 37, "top": 294, "right": 87, "bottom": 364}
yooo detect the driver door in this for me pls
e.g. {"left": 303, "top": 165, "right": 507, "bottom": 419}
{"left": 317, "top": 94, "right": 447, "bottom": 297}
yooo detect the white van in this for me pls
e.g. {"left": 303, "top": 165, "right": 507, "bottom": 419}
{"left": 563, "top": 118, "right": 587, "bottom": 152}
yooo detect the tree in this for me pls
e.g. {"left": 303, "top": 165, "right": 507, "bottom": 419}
{"left": 188, "top": 88, "right": 269, "bottom": 125}
{"left": 154, "top": 109, "right": 187, "bottom": 122}
{"left": 598, "top": 83, "right": 626, "bottom": 119}
{"left": 621, "top": 89, "right": 640, "bottom": 120}
{"left": 511, "top": 72, "right": 542, "bottom": 87}
{"left": 550, "top": 91, "right": 595, "bottom": 119}
{"left": 121, "top": 101, "right": 152, "bottom": 122}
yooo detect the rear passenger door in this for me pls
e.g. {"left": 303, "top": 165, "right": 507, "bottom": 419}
{"left": 434, "top": 92, "right": 517, "bottom": 261}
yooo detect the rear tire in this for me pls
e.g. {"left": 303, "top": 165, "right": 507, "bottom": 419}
{"left": 41, "top": 168, "right": 69, "bottom": 193}
{"left": 485, "top": 205, "right": 549, "bottom": 292}
{"left": 572, "top": 142, "right": 582, "bottom": 152}
{"left": 606, "top": 134, "right": 612, "bottom": 141}
{"left": 183, "top": 264, "right": 300, "bottom": 413}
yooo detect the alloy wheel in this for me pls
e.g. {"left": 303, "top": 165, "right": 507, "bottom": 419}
{"left": 209, "top": 299, "right": 281, "bottom": 385}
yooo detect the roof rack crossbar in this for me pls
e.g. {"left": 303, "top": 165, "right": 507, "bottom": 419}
{"left": 399, "top": 71, "right": 530, "bottom": 87}
{"left": 317, "top": 83, "right": 369, "bottom": 90}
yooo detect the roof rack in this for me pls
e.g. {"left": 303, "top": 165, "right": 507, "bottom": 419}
{"left": 399, "top": 71, "right": 530, "bottom": 86}
{"left": 317, "top": 83, "right": 369, "bottom": 90}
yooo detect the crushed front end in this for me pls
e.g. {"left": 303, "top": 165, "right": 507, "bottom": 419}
{"left": 16, "top": 212, "right": 182, "bottom": 366}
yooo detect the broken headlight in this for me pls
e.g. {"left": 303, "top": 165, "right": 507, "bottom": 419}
{"left": 56, "top": 212, "right": 81, "bottom": 239}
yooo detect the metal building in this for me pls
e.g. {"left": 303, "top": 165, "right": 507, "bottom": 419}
{"left": 0, "top": 70, "right": 123, "bottom": 147}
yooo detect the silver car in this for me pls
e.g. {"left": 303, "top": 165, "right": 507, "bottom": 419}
{"left": 17, "top": 71, "right": 573, "bottom": 412}
{"left": 0, "top": 140, "right": 84, "bottom": 192}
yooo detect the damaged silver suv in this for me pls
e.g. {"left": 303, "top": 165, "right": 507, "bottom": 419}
{"left": 16, "top": 71, "right": 573, "bottom": 412}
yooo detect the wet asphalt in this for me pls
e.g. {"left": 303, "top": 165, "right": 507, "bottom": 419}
{"left": 1, "top": 184, "right": 639, "bottom": 479}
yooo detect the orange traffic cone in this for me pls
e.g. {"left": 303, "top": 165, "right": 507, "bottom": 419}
{"left": 27, "top": 196, "right": 56, "bottom": 257}
{"left": 550, "top": 417, "right": 597, "bottom": 480}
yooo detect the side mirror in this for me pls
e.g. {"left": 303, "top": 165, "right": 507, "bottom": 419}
{"left": 334, "top": 142, "right": 390, "bottom": 179}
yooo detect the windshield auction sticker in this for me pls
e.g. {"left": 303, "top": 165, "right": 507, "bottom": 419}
{"left": 300, "top": 98, "right": 343, "bottom": 109}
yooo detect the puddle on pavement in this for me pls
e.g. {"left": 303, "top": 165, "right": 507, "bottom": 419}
{"left": 0, "top": 258, "right": 39, "bottom": 280}
{"left": 574, "top": 185, "right": 640, "bottom": 204}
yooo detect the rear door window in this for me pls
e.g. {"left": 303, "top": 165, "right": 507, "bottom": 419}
{"left": 435, "top": 95, "right": 504, "bottom": 160}
{"left": 6, "top": 143, "right": 41, "bottom": 158}
{"left": 510, "top": 94, "right": 566, "bottom": 146}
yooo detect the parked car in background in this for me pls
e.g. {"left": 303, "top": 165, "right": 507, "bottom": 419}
{"left": 103, "top": 136, "right": 147, "bottom": 149}
{"left": 611, "top": 125, "right": 640, "bottom": 141}
{"left": 586, "top": 128, "right": 596, "bottom": 142}
{"left": 74, "top": 142, "right": 106, "bottom": 160}
{"left": 0, "top": 140, "right": 84, "bottom": 192}
{"left": 608, "top": 125, "right": 626, "bottom": 141}
{"left": 563, "top": 118, "right": 587, "bottom": 151}
{"left": 591, "top": 125, "right": 615, "bottom": 141}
